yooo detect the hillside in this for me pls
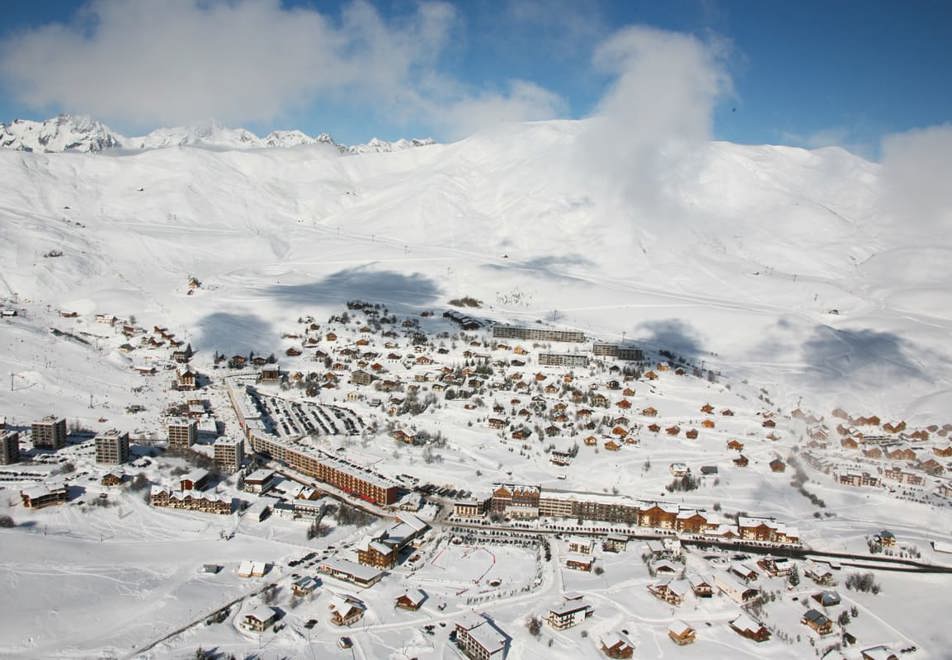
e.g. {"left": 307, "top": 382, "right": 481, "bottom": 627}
{"left": 0, "top": 117, "right": 949, "bottom": 419}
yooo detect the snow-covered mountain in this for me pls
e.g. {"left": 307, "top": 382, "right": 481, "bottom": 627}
{"left": 0, "top": 117, "right": 949, "bottom": 419}
{"left": 0, "top": 114, "right": 435, "bottom": 154}
{"left": 0, "top": 115, "right": 123, "bottom": 152}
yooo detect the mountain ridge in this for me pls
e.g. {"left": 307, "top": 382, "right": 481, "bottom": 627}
{"left": 0, "top": 114, "right": 436, "bottom": 155}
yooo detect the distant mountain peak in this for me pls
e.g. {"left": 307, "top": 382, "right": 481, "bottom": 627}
{"left": 0, "top": 114, "right": 123, "bottom": 153}
{"left": 0, "top": 115, "right": 436, "bottom": 155}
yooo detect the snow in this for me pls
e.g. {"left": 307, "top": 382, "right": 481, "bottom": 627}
{"left": 0, "top": 115, "right": 951, "bottom": 659}
{"left": 0, "top": 114, "right": 436, "bottom": 154}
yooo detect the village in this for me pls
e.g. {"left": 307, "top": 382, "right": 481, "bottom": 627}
{"left": 0, "top": 297, "right": 950, "bottom": 660}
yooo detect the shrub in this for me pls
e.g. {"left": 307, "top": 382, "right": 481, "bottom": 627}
{"left": 0, "top": 515, "right": 14, "bottom": 528}
{"left": 527, "top": 616, "right": 542, "bottom": 637}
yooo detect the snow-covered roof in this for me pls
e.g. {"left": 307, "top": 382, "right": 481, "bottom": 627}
{"left": 730, "top": 612, "right": 763, "bottom": 633}
{"left": 244, "top": 605, "right": 277, "bottom": 623}
{"left": 669, "top": 619, "right": 693, "bottom": 635}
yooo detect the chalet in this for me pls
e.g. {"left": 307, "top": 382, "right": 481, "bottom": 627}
{"left": 603, "top": 534, "right": 628, "bottom": 553}
{"left": 757, "top": 556, "right": 793, "bottom": 577}
{"left": 566, "top": 554, "right": 595, "bottom": 572}
{"left": 720, "top": 408, "right": 734, "bottom": 416}
{"left": 715, "top": 572, "right": 760, "bottom": 605}
{"left": 20, "top": 481, "right": 68, "bottom": 509}
{"left": 727, "top": 439, "right": 744, "bottom": 451}
{"left": 242, "top": 606, "right": 280, "bottom": 632}
{"left": 687, "top": 574, "right": 713, "bottom": 597}
{"left": 329, "top": 594, "right": 366, "bottom": 626}
{"left": 920, "top": 458, "right": 945, "bottom": 475}
{"left": 179, "top": 468, "right": 210, "bottom": 491}
{"left": 647, "top": 423, "right": 661, "bottom": 433}
{"left": 638, "top": 503, "right": 678, "bottom": 529}
{"left": 685, "top": 428, "right": 699, "bottom": 439}
{"left": 391, "top": 430, "right": 416, "bottom": 445}
{"left": 175, "top": 366, "right": 198, "bottom": 391}
{"left": 668, "top": 620, "right": 696, "bottom": 645}
{"left": 237, "top": 561, "right": 268, "bottom": 578}
{"left": 546, "top": 595, "right": 593, "bottom": 629}
{"left": 355, "top": 534, "right": 398, "bottom": 569}
{"left": 599, "top": 631, "right": 635, "bottom": 658}
{"left": 675, "top": 510, "right": 711, "bottom": 533}
{"left": 648, "top": 578, "right": 689, "bottom": 605}
{"left": 641, "top": 406, "right": 658, "bottom": 417}
{"left": 835, "top": 470, "right": 880, "bottom": 488}
{"left": 702, "top": 419, "right": 716, "bottom": 429}
{"left": 101, "top": 471, "right": 124, "bottom": 486}
{"left": 603, "top": 440, "right": 621, "bottom": 451}
{"left": 801, "top": 608, "right": 833, "bottom": 635}
{"left": 454, "top": 614, "right": 508, "bottom": 660}
{"left": 812, "top": 590, "right": 841, "bottom": 608}
{"left": 244, "top": 469, "right": 277, "bottom": 494}
{"left": 729, "top": 613, "right": 769, "bottom": 642}
{"left": 769, "top": 458, "right": 786, "bottom": 473}
{"left": 395, "top": 589, "right": 427, "bottom": 611}
{"left": 885, "top": 446, "right": 915, "bottom": 461}
{"left": 319, "top": 557, "right": 384, "bottom": 588}
{"left": 665, "top": 425, "right": 680, "bottom": 436}
{"left": 860, "top": 646, "right": 899, "bottom": 660}
{"left": 291, "top": 576, "right": 320, "bottom": 597}
{"left": 567, "top": 536, "right": 594, "bottom": 555}
{"left": 700, "top": 403, "right": 715, "bottom": 414}
{"left": 652, "top": 559, "right": 679, "bottom": 575}
{"left": 729, "top": 562, "right": 760, "bottom": 583}
{"left": 883, "top": 466, "right": 924, "bottom": 485}
{"left": 592, "top": 394, "right": 609, "bottom": 408}
{"left": 733, "top": 455, "right": 749, "bottom": 467}
{"left": 875, "top": 530, "right": 896, "bottom": 547}
{"left": 804, "top": 560, "right": 835, "bottom": 586}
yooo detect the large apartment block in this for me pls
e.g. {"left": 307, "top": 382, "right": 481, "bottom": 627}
{"left": 95, "top": 430, "right": 130, "bottom": 465}
{"left": 213, "top": 437, "right": 244, "bottom": 473}
{"left": 167, "top": 417, "right": 197, "bottom": 450}
{"left": 32, "top": 416, "right": 67, "bottom": 450}
{"left": 492, "top": 324, "right": 585, "bottom": 343}
{"left": 592, "top": 343, "right": 645, "bottom": 361}
{"left": 0, "top": 431, "right": 20, "bottom": 465}
{"left": 538, "top": 353, "right": 590, "bottom": 368}
{"left": 248, "top": 433, "right": 399, "bottom": 505}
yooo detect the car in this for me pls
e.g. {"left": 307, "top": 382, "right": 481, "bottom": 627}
{"left": 304, "top": 619, "right": 318, "bottom": 629}
{"left": 338, "top": 636, "right": 353, "bottom": 649}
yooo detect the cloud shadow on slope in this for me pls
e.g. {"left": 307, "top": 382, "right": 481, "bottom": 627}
{"left": 631, "top": 318, "right": 705, "bottom": 359}
{"left": 482, "top": 254, "right": 595, "bottom": 283}
{"left": 265, "top": 267, "right": 441, "bottom": 308}
{"left": 801, "top": 325, "right": 928, "bottom": 383}
{"left": 195, "top": 311, "right": 279, "bottom": 355}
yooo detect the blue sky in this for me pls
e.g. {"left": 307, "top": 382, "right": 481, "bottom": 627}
{"left": 0, "top": 0, "right": 950, "bottom": 155}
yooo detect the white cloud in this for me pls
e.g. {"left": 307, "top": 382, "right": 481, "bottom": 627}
{"left": 421, "top": 79, "right": 567, "bottom": 140}
{"left": 880, "top": 124, "right": 952, "bottom": 234}
{"left": 0, "top": 0, "right": 564, "bottom": 138}
{"left": 579, "top": 25, "right": 732, "bottom": 217}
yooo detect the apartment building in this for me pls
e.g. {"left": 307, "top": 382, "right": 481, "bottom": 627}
{"left": 213, "top": 437, "right": 244, "bottom": 473}
{"left": 167, "top": 417, "right": 197, "bottom": 450}
{"left": 95, "top": 430, "right": 130, "bottom": 465}
{"left": 492, "top": 324, "right": 585, "bottom": 343}
{"left": 538, "top": 353, "right": 590, "bottom": 368}
{"left": 0, "top": 431, "right": 20, "bottom": 465}
{"left": 32, "top": 416, "right": 67, "bottom": 450}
